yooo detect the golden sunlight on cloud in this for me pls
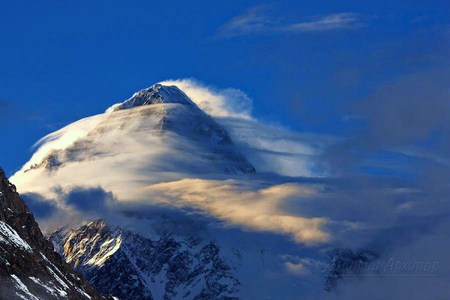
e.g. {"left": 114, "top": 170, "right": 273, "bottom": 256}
{"left": 147, "top": 179, "right": 330, "bottom": 244}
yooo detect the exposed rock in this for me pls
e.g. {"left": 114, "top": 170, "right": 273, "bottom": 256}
{"left": 50, "top": 219, "right": 240, "bottom": 300}
{"left": 324, "top": 248, "right": 379, "bottom": 291}
{"left": 0, "top": 168, "right": 107, "bottom": 300}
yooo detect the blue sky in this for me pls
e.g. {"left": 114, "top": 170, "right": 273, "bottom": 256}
{"left": 0, "top": 0, "right": 449, "bottom": 175}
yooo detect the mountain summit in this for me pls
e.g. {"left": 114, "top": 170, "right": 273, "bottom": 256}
{"left": 12, "top": 83, "right": 255, "bottom": 202}
{"left": 107, "top": 84, "right": 196, "bottom": 112}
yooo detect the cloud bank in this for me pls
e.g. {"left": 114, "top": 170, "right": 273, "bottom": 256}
{"left": 21, "top": 192, "right": 58, "bottom": 219}
{"left": 148, "top": 179, "right": 329, "bottom": 244}
{"left": 62, "top": 186, "right": 117, "bottom": 213}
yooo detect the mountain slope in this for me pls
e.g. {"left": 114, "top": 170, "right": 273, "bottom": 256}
{"left": 0, "top": 168, "right": 105, "bottom": 300}
{"left": 11, "top": 83, "right": 255, "bottom": 203}
{"left": 50, "top": 219, "right": 240, "bottom": 300}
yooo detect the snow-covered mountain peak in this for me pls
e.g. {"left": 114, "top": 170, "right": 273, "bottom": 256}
{"left": 107, "top": 83, "right": 196, "bottom": 113}
{"left": 13, "top": 82, "right": 255, "bottom": 186}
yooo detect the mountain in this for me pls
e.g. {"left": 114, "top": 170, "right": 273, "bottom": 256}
{"left": 8, "top": 83, "right": 349, "bottom": 299}
{"left": 49, "top": 219, "right": 240, "bottom": 300}
{"left": 11, "top": 83, "right": 255, "bottom": 204}
{"left": 49, "top": 219, "right": 372, "bottom": 300}
{"left": 0, "top": 168, "right": 106, "bottom": 300}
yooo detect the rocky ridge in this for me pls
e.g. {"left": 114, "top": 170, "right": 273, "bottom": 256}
{"left": 0, "top": 168, "right": 107, "bottom": 300}
{"left": 50, "top": 219, "right": 240, "bottom": 300}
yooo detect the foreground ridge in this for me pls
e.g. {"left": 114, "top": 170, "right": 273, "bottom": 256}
{"left": 0, "top": 168, "right": 107, "bottom": 300}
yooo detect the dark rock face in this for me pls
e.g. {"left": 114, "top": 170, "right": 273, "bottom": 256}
{"left": 50, "top": 220, "right": 240, "bottom": 300}
{"left": 0, "top": 168, "right": 106, "bottom": 300}
{"left": 324, "top": 249, "right": 379, "bottom": 291}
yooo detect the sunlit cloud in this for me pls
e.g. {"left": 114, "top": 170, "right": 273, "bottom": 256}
{"left": 148, "top": 179, "right": 330, "bottom": 244}
{"left": 280, "top": 254, "right": 321, "bottom": 276}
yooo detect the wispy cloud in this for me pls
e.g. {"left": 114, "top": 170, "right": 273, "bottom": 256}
{"left": 285, "top": 13, "right": 363, "bottom": 32}
{"left": 217, "top": 5, "right": 272, "bottom": 38}
{"left": 217, "top": 6, "right": 364, "bottom": 38}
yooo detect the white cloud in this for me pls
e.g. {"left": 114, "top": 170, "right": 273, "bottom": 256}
{"left": 160, "top": 78, "right": 253, "bottom": 119}
{"left": 25, "top": 114, "right": 107, "bottom": 170}
{"left": 217, "top": 5, "right": 273, "bottom": 38}
{"left": 217, "top": 6, "right": 363, "bottom": 38}
{"left": 219, "top": 117, "right": 330, "bottom": 177}
{"left": 286, "top": 13, "right": 362, "bottom": 32}
{"left": 160, "top": 78, "right": 328, "bottom": 177}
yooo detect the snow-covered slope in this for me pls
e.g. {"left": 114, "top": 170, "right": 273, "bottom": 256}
{"left": 0, "top": 168, "right": 106, "bottom": 300}
{"left": 11, "top": 83, "right": 255, "bottom": 202}
{"left": 50, "top": 219, "right": 240, "bottom": 300}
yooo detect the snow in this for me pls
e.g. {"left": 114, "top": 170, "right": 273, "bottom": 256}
{"left": 41, "top": 252, "right": 73, "bottom": 292}
{"left": 86, "top": 235, "right": 123, "bottom": 267}
{"left": 107, "top": 84, "right": 196, "bottom": 112}
{"left": 29, "top": 276, "right": 68, "bottom": 298}
{"left": 0, "top": 221, "right": 32, "bottom": 252}
{"left": 41, "top": 251, "right": 89, "bottom": 300}
{"left": 52, "top": 221, "right": 243, "bottom": 300}
{"left": 46, "top": 266, "right": 70, "bottom": 291}
{"left": 11, "top": 275, "right": 39, "bottom": 300}
{"left": 75, "top": 286, "right": 92, "bottom": 300}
